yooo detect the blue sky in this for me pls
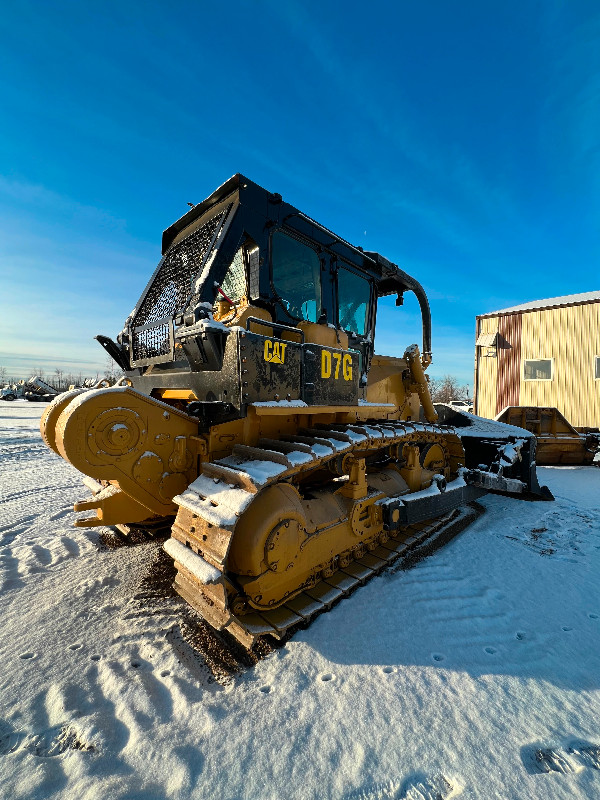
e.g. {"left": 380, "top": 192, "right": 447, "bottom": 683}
{"left": 1, "top": 0, "right": 599, "bottom": 386}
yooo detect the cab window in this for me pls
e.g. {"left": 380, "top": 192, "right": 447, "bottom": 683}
{"left": 212, "top": 247, "right": 247, "bottom": 317}
{"left": 338, "top": 267, "right": 370, "bottom": 335}
{"left": 271, "top": 231, "right": 322, "bottom": 323}
{"left": 221, "top": 247, "right": 246, "bottom": 302}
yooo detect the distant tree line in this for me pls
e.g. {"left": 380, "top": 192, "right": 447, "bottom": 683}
{"left": 428, "top": 374, "right": 471, "bottom": 403}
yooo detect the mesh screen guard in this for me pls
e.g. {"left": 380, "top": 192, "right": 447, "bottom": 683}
{"left": 131, "top": 205, "right": 231, "bottom": 364}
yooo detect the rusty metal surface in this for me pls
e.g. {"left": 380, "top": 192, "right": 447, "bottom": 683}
{"left": 496, "top": 313, "right": 522, "bottom": 416}
{"left": 240, "top": 332, "right": 302, "bottom": 403}
{"left": 303, "top": 345, "right": 359, "bottom": 405}
{"left": 473, "top": 316, "right": 499, "bottom": 417}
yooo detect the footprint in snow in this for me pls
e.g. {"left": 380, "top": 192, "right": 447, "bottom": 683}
{"left": 382, "top": 666, "right": 395, "bottom": 674}
{"left": 527, "top": 747, "right": 577, "bottom": 774}
{"left": 319, "top": 673, "right": 335, "bottom": 682}
{"left": 342, "top": 773, "right": 457, "bottom": 800}
{"left": 484, "top": 647, "right": 497, "bottom": 655}
{"left": 589, "top": 613, "right": 599, "bottom": 620}
{"left": 522, "top": 741, "right": 600, "bottom": 775}
{"left": 24, "top": 724, "right": 95, "bottom": 758}
{"left": 59, "top": 536, "right": 80, "bottom": 557}
{"left": 569, "top": 742, "right": 600, "bottom": 770}
{"left": 401, "top": 774, "right": 456, "bottom": 800}
{"left": 259, "top": 685, "right": 271, "bottom": 694}
{"left": 0, "top": 725, "right": 95, "bottom": 758}
{"left": 0, "top": 731, "right": 26, "bottom": 756}
{"left": 535, "top": 748, "right": 576, "bottom": 774}
{"left": 562, "top": 626, "right": 573, "bottom": 632}
{"left": 19, "top": 652, "right": 36, "bottom": 660}
{"left": 68, "top": 644, "right": 82, "bottom": 651}
{"left": 31, "top": 545, "right": 52, "bottom": 567}
{"left": 432, "top": 653, "right": 445, "bottom": 662}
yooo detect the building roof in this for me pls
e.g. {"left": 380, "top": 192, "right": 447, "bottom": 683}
{"left": 478, "top": 290, "right": 600, "bottom": 318}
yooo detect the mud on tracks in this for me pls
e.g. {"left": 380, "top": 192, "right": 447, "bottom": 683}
{"left": 125, "top": 503, "right": 484, "bottom": 685}
{"left": 121, "top": 543, "right": 270, "bottom": 685}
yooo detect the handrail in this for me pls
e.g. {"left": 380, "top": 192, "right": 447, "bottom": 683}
{"left": 244, "top": 316, "right": 304, "bottom": 342}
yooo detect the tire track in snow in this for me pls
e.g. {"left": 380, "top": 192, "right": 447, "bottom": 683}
{"left": 344, "top": 773, "right": 461, "bottom": 799}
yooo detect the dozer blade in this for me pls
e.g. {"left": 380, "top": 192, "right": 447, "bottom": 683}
{"left": 496, "top": 406, "right": 600, "bottom": 466}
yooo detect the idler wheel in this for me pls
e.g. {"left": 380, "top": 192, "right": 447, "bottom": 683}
{"left": 265, "top": 519, "right": 304, "bottom": 573}
{"left": 227, "top": 483, "right": 306, "bottom": 577}
{"left": 420, "top": 442, "right": 446, "bottom": 471}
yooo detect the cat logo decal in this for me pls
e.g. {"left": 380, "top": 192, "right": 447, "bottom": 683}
{"left": 264, "top": 340, "right": 287, "bottom": 364}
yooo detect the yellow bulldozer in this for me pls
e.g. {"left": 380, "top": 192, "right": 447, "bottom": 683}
{"left": 41, "top": 175, "right": 552, "bottom": 648}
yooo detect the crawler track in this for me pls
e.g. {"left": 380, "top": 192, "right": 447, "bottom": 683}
{"left": 178, "top": 503, "right": 484, "bottom": 679}
{"left": 167, "top": 420, "right": 468, "bottom": 647}
{"left": 123, "top": 501, "right": 483, "bottom": 683}
{"left": 181, "top": 503, "right": 482, "bottom": 649}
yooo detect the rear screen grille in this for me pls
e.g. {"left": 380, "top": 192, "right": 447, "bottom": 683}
{"left": 131, "top": 205, "right": 230, "bottom": 363}
{"left": 132, "top": 321, "right": 171, "bottom": 362}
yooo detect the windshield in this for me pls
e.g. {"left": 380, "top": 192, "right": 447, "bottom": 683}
{"left": 271, "top": 231, "right": 322, "bottom": 323}
{"left": 338, "top": 267, "right": 370, "bottom": 335}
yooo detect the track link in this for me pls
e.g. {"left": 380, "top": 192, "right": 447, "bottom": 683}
{"left": 166, "top": 421, "right": 467, "bottom": 647}
{"left": 175, "top": 507, "right": 482, "bottom": 649}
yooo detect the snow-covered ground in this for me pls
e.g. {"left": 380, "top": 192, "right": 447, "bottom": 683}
{"left": 1, "top": 401, "right": 600, "bottom": 800}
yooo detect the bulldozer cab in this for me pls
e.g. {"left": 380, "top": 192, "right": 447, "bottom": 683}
{"left": 214, "top": 225, "right": 374, "bottom": 375}
{"left": 103, "top": 174, "right": 432, "bottom": 414}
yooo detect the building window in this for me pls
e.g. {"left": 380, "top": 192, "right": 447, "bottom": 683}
{"left": 524, "top": 359, "right": 553, "bottom": 381}
{"left": 596, "top": 356, "right": 600, "bottom": 380}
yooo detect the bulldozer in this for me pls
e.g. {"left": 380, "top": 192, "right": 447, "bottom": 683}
{"left": 41, "top": 174, "right": 552, "bottom": 648}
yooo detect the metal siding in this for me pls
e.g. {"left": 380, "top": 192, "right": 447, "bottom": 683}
{"left": 474, "top": 316, "right": 499, "bottom": 418}
{"left": 520, "top": 302, "right": 600, "bottom": 427}
{"left": 473, "top": 319, "right": 479, "bottom": 414}
{"left": 496, "top": 313, "right": 522, "bottom": 415}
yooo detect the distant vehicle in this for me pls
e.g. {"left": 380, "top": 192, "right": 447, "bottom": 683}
{"left": 448, "top": 399, "right": 474, "bottom": 413}
{"left": 24, "top": 377, "right": 59, "bottom": 402}
{"left": 1, "top": 377, "right": 58, "bottom": 402}
{"left": 0, "top": 381, "right": 26, "bottom": 401}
